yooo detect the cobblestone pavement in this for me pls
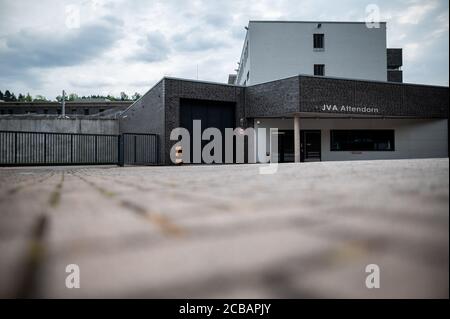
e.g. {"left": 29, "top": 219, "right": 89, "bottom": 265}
{"left": 0, "top": 159, "right": 448, "bottom": 298}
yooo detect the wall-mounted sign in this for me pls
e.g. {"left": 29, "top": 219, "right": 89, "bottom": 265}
{"left": 321, "top": 104, "right": 380, "bottom": 113}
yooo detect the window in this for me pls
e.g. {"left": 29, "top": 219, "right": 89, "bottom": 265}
{"left": 99, "top": 109, "right": 105, "bottom": 113}
{"left": 331, "top": 130, "right": 395, "bottom": 151}
{"left": 0, "top": 110, "right": 4, "bottom": 115}
{"left": 313, "top": 33, "right": 324, "bottom": 49}
{"left": 57, "top": 109, "right": 61, "bottom": 115}
{"left": 314, "top": 64, "right": 325, "bottom": 76}
{"left": 8, "top": 109, "right": 13, "bottom": 114}
{"left": 237, "top": 42, "right": 249, "bottom": 85}
{"left": 72, "top": 109, "right": 77, "bottom": 114}
{"left": 84, "top": 108, "right": 89, "bottom": 115}
{"left": 43, "top": 109, "right": 48, "bottom": 114}
{"left": 246, "top": 71, "right": 250, "bottom": 82}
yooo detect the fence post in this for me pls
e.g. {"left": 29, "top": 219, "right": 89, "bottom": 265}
{"left": 157, "top": 135, "right": 160, "bottom": 165}
{"left": 118, "top": 134, "right": 124, "bottom": 167}
{"left": 134, "top": 135, "right": 137, "bottom": 164}
{"left": 44, "top": 134, "right": 47, "bottom": 164}
{"left": 70, "top": 134, "right": 73, "bottom": 163}
{"left": 95, "top": 135, "right": 98, "bottom": 163}
{"left": 14, "top": 132, "right": 17, "bottom": 164}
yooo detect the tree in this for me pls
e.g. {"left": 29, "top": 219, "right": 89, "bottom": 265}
{"left": 120, "top": 92, "right": 129, "bottom": 101}
{"left": 68, "top": 93, "right": 78, "bottom": 101}
{"left": 0, "top": 90, "right": 3, "bottom": 101}
{"left": 10, "top": 93, "right": 17, "bottom": 101}
{"left": 25, "top": 93, "right": 32, "bottom": 102}
{"left": 106, "top": 94, "right": 116, "bottom": 101}
{"left": 18, "top": 93, "right": 25, "bottom": 101}
{"left": 4, "top": 90, "right": 11, "bottom": 102}
{"left": 33, "top": 95, "right": 47, "bottom": 102}
{"left": 132, "top": 92, "right": 141, "bottom": 101}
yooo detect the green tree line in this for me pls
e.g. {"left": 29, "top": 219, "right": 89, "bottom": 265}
{"left": 0, "top": 90, "right": 142, "bottom": 102}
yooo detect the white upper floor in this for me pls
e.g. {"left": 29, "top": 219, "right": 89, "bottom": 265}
{"left": 235, "top": 21, "right": 388, "bottom": 85}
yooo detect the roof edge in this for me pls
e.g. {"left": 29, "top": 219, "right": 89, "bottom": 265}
{"left": 247, "top": 74, "right": 449, "bottom": 89}
{"left": 249, "top": 20, "right": 387, "bottom": 24}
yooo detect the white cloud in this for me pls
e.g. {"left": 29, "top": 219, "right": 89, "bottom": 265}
{"left": 397, "top": 0, "right": 439, "bottom": 25}
{"left": 130, "top": 31, "right": 171, "bottom": 62}
{"left": 403, "top": 42, "right": 421, "bottom": 62}
{"left": 0, "top": 0, "right": 448, "bottom": 98}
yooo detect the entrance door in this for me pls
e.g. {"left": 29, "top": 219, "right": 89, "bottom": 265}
{"left": 269, "top": 130, "right": 294, "bottom": 163}
{"left": 278, "top": 130, "right": 294, "bottom": 163}
{"left": 301, "top": 130, "right": 321, "bottom": 162}
{"left": 180, "top": 98, "right": 235, "bottom": 163}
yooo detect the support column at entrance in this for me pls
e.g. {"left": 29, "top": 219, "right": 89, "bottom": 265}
{"left": 294, "top": 116, "right": 300, "bottom": 163}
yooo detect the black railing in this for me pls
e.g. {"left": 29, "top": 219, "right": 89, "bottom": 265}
{"left": 0, "top": 131, "right": 158, "bottom": 166}
{"left": 121, "top": 133, "right": 159, "bottom": 166}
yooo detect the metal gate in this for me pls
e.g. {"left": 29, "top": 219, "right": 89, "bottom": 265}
{"left": 0, "top": 131, "right": 159, "bottom": 167}
{"left": 119, "top": 133, "right": 159, "bottom": 166}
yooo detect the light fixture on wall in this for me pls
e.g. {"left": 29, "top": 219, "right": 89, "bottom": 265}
{"left": 317, "top": 23, "right": 322, "bottom": 28}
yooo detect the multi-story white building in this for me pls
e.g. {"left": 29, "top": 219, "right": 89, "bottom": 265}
{"left": 232, "top": 21, "right": 402, "bottom": 85}
{"left": 118, "top": 21, "right": 446, "bottom": 166}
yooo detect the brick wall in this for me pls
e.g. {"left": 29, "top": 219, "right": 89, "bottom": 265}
{"left": 298, "top": 76, "right": 448, "bottom": 118}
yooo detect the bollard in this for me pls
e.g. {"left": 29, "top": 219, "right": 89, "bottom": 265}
{"left": 175, "top": 145, "right": 183, "bottom": 165}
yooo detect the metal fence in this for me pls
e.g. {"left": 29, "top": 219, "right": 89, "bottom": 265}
{"left": 121, "top": 133, "right": 159, "bottom": 166}
{"left": 0, "top": 131, "right": 158, "bottom": 166}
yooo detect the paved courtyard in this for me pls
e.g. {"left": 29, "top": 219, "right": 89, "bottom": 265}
{"left": 0, "top": 159, "right": 448, "bottom": 298}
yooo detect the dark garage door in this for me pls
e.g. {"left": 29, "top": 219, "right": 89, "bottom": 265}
{"left": 180, "top": 99, "right": 236, "bottom": 163}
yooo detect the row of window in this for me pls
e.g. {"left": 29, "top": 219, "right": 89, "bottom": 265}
{"left": 313, "top": 33, "right": 325, "bottom": 49}
{"left": 330, "top": 130, "right": 395, "bottom": 151}
{"left": 238, "top": 34, "right": 325, "bottom": 84}
{"left": 0, "top": 109, "right": 105, "bottom": 115}
{"left": 313, "top": 34, "right": 325, "bottom": 77}
{"left": 237, "top": 41, "right": 249, "bottom": 84}
{"left": 314, "top": 64, "right": 325, "bottom": 76}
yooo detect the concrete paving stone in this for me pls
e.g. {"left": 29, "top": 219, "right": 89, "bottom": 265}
{"left": 0, "top": 172, "right": 64, "bottom": 298}
{"left": 0, "top": 173, "right": 61, "bottom": 240}
{"left": 0, "top": 159, "right": 448, "bottom": 298}
{"left": 40, "top": 227, "right": 337, "bottom": 298}
{"left": 290, "top": 251, "right": 449, "bottom": 298}
{"left": 45, "top": 173, "right": 164, "bottom": 252}
{"left": 307, "top": 213, "right": 449, "bottom": 269}
{"left": 0, "top": 239, "right": 29, "bottom": 298}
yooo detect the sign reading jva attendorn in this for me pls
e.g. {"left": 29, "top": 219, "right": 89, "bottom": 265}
{"left": 320, "top": 104, "right": 380, "bottom": 114}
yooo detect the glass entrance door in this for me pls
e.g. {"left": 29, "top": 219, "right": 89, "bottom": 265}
{"left": 301, "top": 130, "right": 321, "bottom": 162}
{"left": 270, "top": 130, "right": 295, "bottom": 163}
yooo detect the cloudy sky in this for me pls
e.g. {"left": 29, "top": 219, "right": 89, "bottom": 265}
{"left": 0, "top": 0, "right": 448, "bottom": 100}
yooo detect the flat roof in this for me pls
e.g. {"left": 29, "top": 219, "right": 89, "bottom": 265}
{"left": 0, "top": 101, "right": 132, "bottom": 105}
{"left": 247, "top": 74, "right": 449, "bottom": 89}
{"left": 249, "top": 20, "right": 387, "bottom": 24}
{"left": 164, "top": 76, "right": 244, "bottom": 87}
{"left": 133, "top": 74, "right": 449, "bottom": 92}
